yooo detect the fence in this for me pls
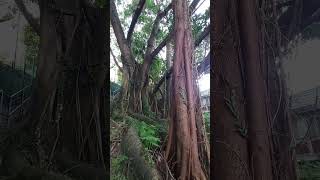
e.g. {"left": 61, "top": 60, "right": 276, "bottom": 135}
{"left": 0, "top": 85, "right": 31, "bottom": 129}
{"left": 290, "top": 86, "right": 320, "bottom": 158}
{"left": 290, "top": 86, "right": 320, "bottom": 111}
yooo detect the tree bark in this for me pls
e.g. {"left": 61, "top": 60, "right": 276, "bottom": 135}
{"left": 213, "top": 0, "right": 298, "bottom": 179}
{"left": 29, "top": 0, "right": 107, "bottom": 174}
{"left": 212, "top": 0, "right": 250, "bottom": 179}
{"left": 165, "top": 0, "right": 208, "bottom": 179}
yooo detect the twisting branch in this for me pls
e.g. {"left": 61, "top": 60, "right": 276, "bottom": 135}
{"left": 302, "top": 8, "right": 320, "bottom": 28}
{"left": 110, "top": 0, "right": 136, "bottom": 68}
{"left": 144, "top": 3, "right": 172, "bottom": 63}
{"left": 127, "top": 0, "right": 146, "bottom": 43}
{"left": 195, "top": 24, "right": 210, "bottom": 47}
{"left": 0, "top": 13, "right": 14, "bottom": 23}
{"left": 189, "top": 0, "right": 201, "bottom": 13}
{"left": 110, "top": 49, "right": 123, "bottom": 72}
{"left": 145, "top": 0, "right": 202, "bottom": 61}
{"left": 152, "top": 28, "right": 210, "bottom": 94}
{"left": 150, "top": 31, "right": 173, "bottom": 60}
{"left": 276, "top": 0, "right": 294, "bottom": 9}
{"left": 197, "top": 52, "right": 210, "bottom": 75}
{"left": 152, "top": 68, "right": 172, "bottom": 96}
{"left": 14, "top": 0, "right": 40, "bottom": 35}
{"left": 112, "top": 0, "right": 204, "bottom": 69}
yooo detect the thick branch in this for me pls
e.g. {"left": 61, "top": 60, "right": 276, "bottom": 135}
{"left": 189, "top": 0, "right": 201, "bottom": 13}
{"left": 152, "top": 52, "right": 210, "bottom": 95}
{"left": 197, "top": 52, "right": 210, "bottom": 75}
{"left": 152, "top": 68, "right": 172, "bottom": 96}
{"left": 111, "top": 48, "right": 123, "bottom": 72}
{"left": 111, "top": 0, "right": 135, "bottom": 68}
{"left": 144, "top": 3, "right": 172, "bottom": 63}
{"left": 149, "top": 31, "right": 173, "bottom": 60}
{"left": 277, "top": 0, "right": 294, "bottom": 9}
{"left": 302, "top": 8, "right": 320, "bottom": 28}
{"left": 152, "top": 27, "right": 210, "bottom": 94}
{"left": 195, "top": 24, "right": 210, "bottom": 47}
{"left": 150, "top": 23, "right": 209, "bottom": 61}
{"left": 127, "top": 0, "right": 146, "bottom": 43}
{"left": 278, "top": 0, "right": 320, "bottom": 40}
{"left": 14, "top": 0, "right": 40, "bottom": 35}
{"left": 0, "top": 13, "right": 14, "bottom": 23}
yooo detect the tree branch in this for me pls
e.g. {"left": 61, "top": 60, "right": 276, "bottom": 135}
{"left": 111, "top": 0, "right": 136, "bottom": 68}
{"left": 189, "top": 0, "right": 201, "bottom": 13}
{"left": 149, "top": 31, "right": 173, "bottom": 60}
{"left": 14, "top": 0, "right": 40, "bottom": 35}
{"left": 150, "top": 23, "right": 209, "bottom": 61}
{"left": 0, "top": 13, "right": 14, "bottom": 23}
{"left": 276, "top": 0, "right": 294, "bottom": 9}
{"left": 127, "top": 0, "right": 199, "bottom": 45}
{"left": 144, "top": 3, "right": 172, "bottom": 63}
{"left": 278, "top": 0, "right": 320, "bottom": 40}
{"left": 127, "top": 0, "right": 146, "bottom": 43}
{"left": 152, "top": 52, "right": 210, "bottom": 95}
{"left": 195, "top": 24, "right": 210, "bottom": 47}
{"left": 152, "top": 68, "right": 172, "bottom": 96}
{"left": 302, "top": 8, "right": 320, "bottom": 29}
{"left": 152, "top": 29, "right": 210, "bottom": 95}
{"left": 144, "top": 0, "right": 202, "bottom": 60}
{"left": 197, "top": 52, "right": 210, "bottom": 75}
{"left": 110, "top": 49, "right": 123, "bottom": 72}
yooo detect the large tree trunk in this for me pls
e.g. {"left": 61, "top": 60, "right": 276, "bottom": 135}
{"left": 212, "top": 1, "right": 250, "bottom": 179}
{"left": 119, "top": 63, "right": 151, "bottom": 114}
{"left": 29, "top": 0, "right": 107, "bottom": 174}
{"left": 165, "top": 0, "right": 208, "bottom": 179}
{"left": 238, "top": 0, "right": 273, "bottom": 179}
{"left": 213, "top": 0, "right": 298, "bottom": 179}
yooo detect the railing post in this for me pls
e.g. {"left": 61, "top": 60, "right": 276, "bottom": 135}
{"left": 316, "top": 87, "right": 319, "bottom": 109}
{"left": 289, "top": 95, "right": 292, "bottom": 109}
{"left": 0, "top": 90, "right": 3, "bottom": 114}
{"left": 8, "top": 95, "right": 11, "bottom": 114}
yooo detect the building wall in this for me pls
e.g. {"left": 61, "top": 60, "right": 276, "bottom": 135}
{"left": 200, "top": 90, "right": 210, "bottom": 112}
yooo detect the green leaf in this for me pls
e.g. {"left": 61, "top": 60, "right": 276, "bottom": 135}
{"left": 95, "top": 0, "right": 106, "bottom": 8}
{"left": 146, "top": 0, "right": 154, "bottom": 9}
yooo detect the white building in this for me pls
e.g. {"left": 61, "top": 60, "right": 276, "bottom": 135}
{"left": 200, "top": 89, "right": 210, "bottom": 112}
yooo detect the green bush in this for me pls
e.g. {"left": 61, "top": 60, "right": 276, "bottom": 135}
{"left": 135, "top": 121, "right": 160, "bottom": 150}
{"left": 203, "top": 112, "right": 210, "bottom": 131}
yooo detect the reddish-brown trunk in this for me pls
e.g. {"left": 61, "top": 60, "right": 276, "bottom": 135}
{"left": 213, "top": 0, "right": 298, "bottom": 179}
{"left": 165, "top": 0, "right": 208, "bottom": 179}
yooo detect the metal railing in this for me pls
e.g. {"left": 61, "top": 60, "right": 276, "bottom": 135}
{"left": 0, "top": 85, "right": 31, "bottom": 129}
{"left": 290, "top": 86, "right": 320, "bottom": 111}
{"left": 0, "top": 89, "right": 3, "bottom": 113}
